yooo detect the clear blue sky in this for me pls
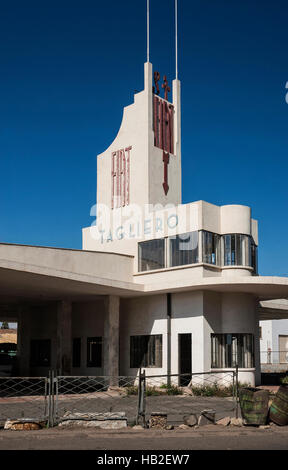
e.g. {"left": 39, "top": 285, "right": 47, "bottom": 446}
{"left": 0, "top": 0, "right": 288, "bottom": 277}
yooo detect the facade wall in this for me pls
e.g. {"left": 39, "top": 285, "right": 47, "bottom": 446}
{"left": 260, "top": 319, "right": 288, "bottom": 364}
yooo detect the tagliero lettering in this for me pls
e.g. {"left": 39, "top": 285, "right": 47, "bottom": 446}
{"left": 94, "top": 214, "right": 179, "bottom": 243}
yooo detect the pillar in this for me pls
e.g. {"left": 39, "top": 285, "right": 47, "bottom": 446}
{"left": 17, "top": 305, "right": 31, "bottom": 376}
{"left": 103, "top": 296, "right": 120, "bottom": 380}
{"left": 56, "top": 300, "right": 72, "bottom": 375}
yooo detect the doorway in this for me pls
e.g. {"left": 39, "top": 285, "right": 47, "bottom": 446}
{"left": 178, "top": 333, "right": 192, "bottom": 386}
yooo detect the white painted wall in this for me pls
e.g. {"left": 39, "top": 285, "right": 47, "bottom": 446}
{"left": 260, "top": 319, "right": 288, "bottom": 364}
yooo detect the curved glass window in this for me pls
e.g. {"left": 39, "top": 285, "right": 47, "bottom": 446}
{"left": 138, "top": 238, "right": 165, "bottom": 272}
{"left": 169, "top": 232, "right": 199, "bottom": 267}
{"left": 202, "top": 231, "right": 220, "bottom": 265}
{"left": 223, "top": 234, "right": 251, "bottom": 267}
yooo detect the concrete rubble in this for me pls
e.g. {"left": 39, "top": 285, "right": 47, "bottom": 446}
{"left": 58, "top": 411, "right": 127, "bottom": 429}
{"left": 148, "top": 413, "right": 167, "bottom": 429}
{"left": 216, "top": 417, "right": 231, "bottom": 426}
{"left": 4, "top": 419, "right": 45, "bottom": 431}
{"left": 183, "top": 414, "right": 198, "bottom": 427}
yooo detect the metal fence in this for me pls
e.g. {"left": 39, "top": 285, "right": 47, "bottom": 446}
{"left": 0, "top": 370, "right": 240, "bottom": 428}
{"left": 137, "top": 370, "right": 239, "bottom": 427}
{"left": 0, "top": 377, "right": 48, "bottom": 426}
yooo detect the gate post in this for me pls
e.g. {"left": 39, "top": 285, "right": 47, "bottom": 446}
{"left": 137, "top": 370, "right": 146, "bottom": 428}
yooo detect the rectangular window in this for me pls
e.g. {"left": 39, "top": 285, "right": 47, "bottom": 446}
{"left": 30, "top": 339, "right": 51, "bottom": 367}
{"left": 138, "top": 238, "right": 165, "bottom": 272}
{"left": 211, "top": 334, "right": 254, "bottom": 368}
{"left": 202, "top": 231, "right": 220, "bottom": 265}
{"left": 169, "top": 232, "right": 198, "bottom": 267}
{"left": 87, "top": 337, "right": 102, "bottom": 368}
{"left": 73, "top": 338, "right": 81, "bottom": 368}
{"left": 130, "top": 335, "right": 162, "bottom": 368}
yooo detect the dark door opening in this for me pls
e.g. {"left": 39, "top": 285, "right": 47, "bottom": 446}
{"left": 179, "top": 333, "right": 192, "bottom": 386}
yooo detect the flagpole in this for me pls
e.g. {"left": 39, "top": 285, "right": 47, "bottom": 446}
{"left": 147, "top": 0, "right": 150, "bottom": 62}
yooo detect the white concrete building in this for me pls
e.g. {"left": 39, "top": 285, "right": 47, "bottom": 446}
{"left": 260, "top": 300, "right": 288, "bottom": 371}
{"left": 1, "top": 61, "right": 288, "bottom": 385}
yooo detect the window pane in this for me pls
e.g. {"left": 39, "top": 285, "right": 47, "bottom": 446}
{"left": 138, "top": 238, "right": 165, "bottom": 272}
{"left": 202, "top": 231, "right": 220, "bottom": 265}
{"left": 130, "top": 335, "right": 162, "bottom": 368}
{"left": 170, "top": 232, "right": 198, "bottom": 267}
{"left": 30, "top": 339, "right": 51, "bottom": 367}
{"left": 87, "top": 337, "right": 102, "bottom": 367}
{"left": 211, "top": 334, "right": 254, "bottom": 368}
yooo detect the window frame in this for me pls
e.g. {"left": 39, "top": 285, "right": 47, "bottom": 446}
{"left": 211, "top": 333, "right": 255, "bottom": 369}
{"left": 130, "top": 334, "right": 163, "bottom": 368}
{"left": 87, "top": 337, "right": 102, "bottom": 368}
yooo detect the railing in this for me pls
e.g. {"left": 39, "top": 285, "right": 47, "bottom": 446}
{"left": 260, "top": 350, "right": 288, "bottom": 365}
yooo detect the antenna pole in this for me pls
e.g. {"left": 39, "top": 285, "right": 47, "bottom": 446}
{"left": 175, "top": 0, "right": 178, "bottom": 79}
{"left": 147, "top": 0, "right": 150, "bottom": 62}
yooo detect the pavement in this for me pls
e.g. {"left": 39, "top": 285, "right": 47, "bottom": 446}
{"left": 0, "top": 424, "right": 288, "bottom": 450}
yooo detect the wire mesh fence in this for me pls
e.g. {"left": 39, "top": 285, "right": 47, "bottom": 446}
{"left": 55, "top": 375, "right": 140, "bottom": 426}
{"left": 0, "top": 377, "right": 48, "bottom": 426}
{"left": 138, "top": 370, "right": 238, "bottom": 427}
{"left": 0, "top": 370, "right": 240, "bottom": 428}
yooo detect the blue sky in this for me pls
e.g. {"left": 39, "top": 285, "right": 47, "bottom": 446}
{"left": 0, "top": 0, "right": 288, "bottom": 276}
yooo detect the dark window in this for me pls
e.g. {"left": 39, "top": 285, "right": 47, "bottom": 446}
{"left": 73, "top": 338, "right": 81, "bottom": 368}
{"left": 30, "top": 339, "right": 51, "bottom": 367}
{"left": 138, "top": 238, "right": 165, "bottom": 272}
{"left": 87, "top": 337, "right": 102, "bottom": 367}
{"left": 170, "top": 232, "right": 198, "bottom": 267}
{"left": 202, "top": 231, "right": 220, "bottom": 265}
{"left": 130, "top": 335, "right": 162, "bottom": 368}
{"left": 224, "top": 234, "right": 252, "bottom": 267}
{"left": 251, "top": 242, "right": 258, "bottom": 274}
{"left": 211, "top": 334, "right": 254, "bottom": 368}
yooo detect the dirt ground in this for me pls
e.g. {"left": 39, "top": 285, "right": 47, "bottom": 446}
{"left": 0, "top": 394, "right": 237, "bottom": 426}
{"left": 0, "top": 424, "right": 287, "bottom": 450}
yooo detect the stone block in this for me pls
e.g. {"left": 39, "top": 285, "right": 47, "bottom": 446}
{"left": 230, "top": 417, "right": 243, "bottom": 427}
{"left": 216, "top": 417, "right": 231, "bottom": 426}
{"left": 183, "top": 414, "right": 198, "bottom": 427}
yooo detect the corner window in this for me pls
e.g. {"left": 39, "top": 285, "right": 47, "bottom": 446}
{"left": 30, "top": 339, "right": 51, "bottom": 367}
{"left": 202, "top": 231, "right": 220, "bottom": 265}
{"left": 87, "top": 337, "right": 102, "bottom": 368}
{"left": 130, "top": 335, "right": 162, "bottom": 368}
{"left": 138, "top": 238, "right": 165, "bottom": 272}
{"left": 211, "top": 333, "right": 254, "bottom": 368}
{"left": 223, "top": 234, "right": 251, "bottom": 267}
{"left": 169, "top": 231, "right": 198, "bottom": 267}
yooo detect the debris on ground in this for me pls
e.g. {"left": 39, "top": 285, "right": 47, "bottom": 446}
{"left": 216, "top": 417, "right": 231, "bottom": 426}
{"left": 230, "top": 417, "right": 243, "bottom": 427}
{"left": 4, "top": 420, "right": 45, "bottom": 431}
{"left": 149, "top": 412, "right": 167, "bottom": 429}
{"left": 198, "top": 409, "right": 216, "bottom": 426}
{"left": 58, "top": 411, "right": 127, "bottom": 429}
{"left": 183, "top": 414, "right": 198, "bottom": 427}
{"left": 178, "top": 424, "right": 190, "bottom": 430}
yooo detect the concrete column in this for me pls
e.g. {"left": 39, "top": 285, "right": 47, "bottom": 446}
{"left": 17, "top": 305, "right": 31, "bottom": 376}
{"left": 57, "top": 300, "right": 72, "bottom": 376}
{"left": 103, "top": 296, "right": 120, "bottom": 380}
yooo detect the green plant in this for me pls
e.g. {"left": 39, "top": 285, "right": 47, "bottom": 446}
{"left": 281, "top": 376, "right": 288, "bottom": 384}
{"left": 125, "top": 385, "right": 138, "bottom": 395}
